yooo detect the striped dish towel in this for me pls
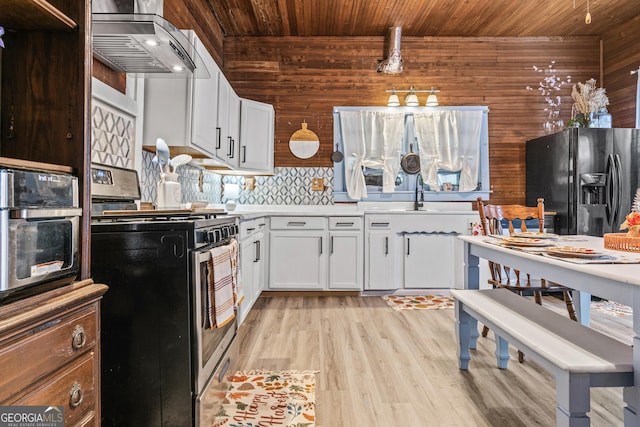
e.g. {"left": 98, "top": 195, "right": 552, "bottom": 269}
{"left": 206, "top": 246, "right": 236, "bottom": 329}
{"left": 228, "top": 239, "right": 245, "bottom": 308}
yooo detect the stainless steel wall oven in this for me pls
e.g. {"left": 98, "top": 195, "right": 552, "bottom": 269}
{"left": 0, "top": 166, "right": 81, "bottom": 302}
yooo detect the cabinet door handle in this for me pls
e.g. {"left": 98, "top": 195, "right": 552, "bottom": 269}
{"left": 407, "top": 237, "right": 411, "bottom": 256}
{"left": 227, "top": 136, "right": 233, "bottom": 156}
{"left": 230, "top": 139, "right": 235, "bottom": 158}
{"left": 254, "top": 240, "right": 260, "bottom": 262}
{"left": 330, "top": 236, "right": 334, "bottom": 254}
{"left": 216, "top": 127, "right": 221, "bottom": 149}
{"left": 69, "top": 382, "right": 84, "bottom": 408}
{"left": 242, "top": 145, "right": 247, "bottom": 163}
{"left": 319, "top": 237, "right": 323, "bottom": 255}
{"left": 385, "top": 237, "right": 389, "bottom": 255}
{"left": 287, "top": 221, "right": 306, "bottom": 226}
{"left": 71, "top": 325, "right": 86, "bottom": 350}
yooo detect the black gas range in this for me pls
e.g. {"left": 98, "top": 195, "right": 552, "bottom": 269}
{"left": 90, "top": 164, "right": 239, "bottom": 426}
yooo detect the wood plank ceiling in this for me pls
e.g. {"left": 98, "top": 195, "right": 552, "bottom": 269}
{"left": 206, "top": 0, "right": 639, "bottom": 38}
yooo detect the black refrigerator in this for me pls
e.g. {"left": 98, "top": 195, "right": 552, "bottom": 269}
{"left": 526, "top": 128, "right": 640, "bottom": 236}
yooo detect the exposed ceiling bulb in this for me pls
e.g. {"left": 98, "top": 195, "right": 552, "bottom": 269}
{"left": 585, "top": 0, "right": 592, "bottom": 24}
{"left": 574, "top": 0, "right": 592, "bottom": 24}
{"left": 377, "top": 26, "right": 403, "bottom": 74}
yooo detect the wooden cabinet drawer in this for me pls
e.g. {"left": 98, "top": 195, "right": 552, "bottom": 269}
{"left": 270, "top": 216, "right": 326, "bottom": 230}
{"left": 329, "top": 217, "right": 362, "bottom": 230}
{"left": 0, "top": 305, "right": 97, "bottom": 403}
{"left": 16, "top": 352, "right": 96, "bottom": 427}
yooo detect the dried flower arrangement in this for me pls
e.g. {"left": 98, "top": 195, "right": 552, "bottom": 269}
{"left": 571, "top": 78, "right": 609, "bottom": 115}
{"left": 526, "top": 61, "right": 572, "bottom": 111}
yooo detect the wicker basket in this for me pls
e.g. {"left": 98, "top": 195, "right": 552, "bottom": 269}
{"left": 604, "top": 233, "right": 640, "bottom": 252}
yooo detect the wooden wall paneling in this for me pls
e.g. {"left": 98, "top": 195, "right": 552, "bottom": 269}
{"left": 224, "top": 35, "right": 600, "bottom": 204}
{"left": 602, "top": 15, "right": 640, "bottom": 128}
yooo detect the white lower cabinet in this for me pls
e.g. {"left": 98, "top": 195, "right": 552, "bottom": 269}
{"left": 268, "top": 216, "right": 362, "bottom": 291}
{"left": 269, "top": 230, "right": 326, "bottom": 290}
{"left": 365, "top": 222, "right": 397, "bottom": 290}
{"left": 365, "top": 213, "right": 475, "bottom": 290}
{"left": 403, "top": 233, "right": 455, "bottom": 288}
{"left": 238, "top": 218, "right": 267, "bottom": 325}
{"left": 328, "top": 217, "right": 363, "bottom": 290}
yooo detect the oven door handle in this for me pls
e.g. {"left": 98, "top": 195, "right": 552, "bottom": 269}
{"left": 195, "top": 248, "right": 213, "bottom": 265}
{"left": 10, "top": 208, "right": 82, "bottom": 219}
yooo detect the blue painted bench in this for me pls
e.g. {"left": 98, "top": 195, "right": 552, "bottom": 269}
{"left": 451, "top": 288, "right": 633, "bottom": 427}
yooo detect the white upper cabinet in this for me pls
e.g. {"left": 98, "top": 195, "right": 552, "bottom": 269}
{"left": 142, "top": 30, "right": 222, "bottom": 160}
{"left": 239, "top": 99, "right": 275, "bottom": 173}
{"left": 191, "top": 35, "right": 221, "bottom": 159}
{"left": 217, "top": 75, "right": 241, "bottom": 168}
{"left": 142, "top": 31, "right": 275, "bottom": 171}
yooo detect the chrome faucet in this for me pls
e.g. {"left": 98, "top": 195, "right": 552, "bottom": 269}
{"left": 414, "top": 173, "right": 424, "bottom": 211}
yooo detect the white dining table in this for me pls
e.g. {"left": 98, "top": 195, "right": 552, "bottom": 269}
{"left": 458, "top": 234, "right": 640, "bottom": 426}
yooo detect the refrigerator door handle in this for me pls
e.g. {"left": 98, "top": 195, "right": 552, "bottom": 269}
{"left": 613, "top": 154, "right": 623, "bottom": 226}
{"left": 605, "top": 154, "right": 615, "bottom": 225}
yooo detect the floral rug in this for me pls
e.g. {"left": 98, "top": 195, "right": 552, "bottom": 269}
{"left": 213, "top": 370, "right": 317, "bottom": 427}
{"left": 592, "top": 301, "right": 633, "bottom": 317}
{"left": 382, "top": 295, "right": 454, "bottom": 310}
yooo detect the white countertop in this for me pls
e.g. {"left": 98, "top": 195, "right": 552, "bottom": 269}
{"left": 205, "top": 202, "right": 476, "bottom": 220}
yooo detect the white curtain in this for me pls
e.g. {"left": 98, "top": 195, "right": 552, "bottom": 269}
{"left": 413, "top": 110, "right": 483, "bottom": 192}
{"left": 339, "top": 111, "right": 404, "bottom": 199}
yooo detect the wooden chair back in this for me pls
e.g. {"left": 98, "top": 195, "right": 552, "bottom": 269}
{"left": 477, "top": 197, "right": 545, "bottom": 236}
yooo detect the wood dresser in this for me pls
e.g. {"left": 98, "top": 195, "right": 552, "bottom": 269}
{"left": 0, "top": 280, "right": 108, "bottom": 426}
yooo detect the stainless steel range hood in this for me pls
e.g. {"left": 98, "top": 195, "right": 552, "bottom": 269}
{"left": 92, "top": 0, "right": 209, "bottom": 78}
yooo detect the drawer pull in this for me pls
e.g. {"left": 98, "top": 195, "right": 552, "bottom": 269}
{"left": 371, "top": 222, "right": 389, "bottom": 227}
{"left": 335, "top": 222, "right": 354, "bottom": 227}
{"left": 71, "top": 325, "right": 86, "bottom": 350}
{"left": 287, "top": 221, "right": 306, "bottom": 226}
{"left": 246, "top": 227, "right": 256, "bottom": 232}
{"left": 69, "top": 382, "right": 84, "bottom": 408}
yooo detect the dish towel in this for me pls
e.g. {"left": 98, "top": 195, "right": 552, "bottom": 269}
{"left": 207, "top": 246, "right": 235, "bottom": 329}
{"left": 228, "top": 238, "right": 245, "bottom": 309}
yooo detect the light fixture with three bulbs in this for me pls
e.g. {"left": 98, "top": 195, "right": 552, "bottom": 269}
{"left": 386, "top": 87, "right": 440, "bottom": 107}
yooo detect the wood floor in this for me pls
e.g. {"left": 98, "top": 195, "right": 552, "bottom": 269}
{"left": 234, "top": 294, "right": 631, "bottom": 426}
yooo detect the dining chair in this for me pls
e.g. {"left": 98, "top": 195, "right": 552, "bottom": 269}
{"left": 476, "top": 197, "right": 578, "bottom": 362}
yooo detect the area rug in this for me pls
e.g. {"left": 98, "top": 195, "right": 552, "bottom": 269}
{"left": 213, "top": 370, "right": 317, "bottom": 427}
{"left": 382, "top": 295, "right": 454, "bottom": 310}
{"left": 592, "top": 301, "right": 633, "bottom": 317}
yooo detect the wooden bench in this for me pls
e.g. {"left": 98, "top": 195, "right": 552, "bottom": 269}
{"left": 451, "top": 288, "right": 633, "bottom": 427}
